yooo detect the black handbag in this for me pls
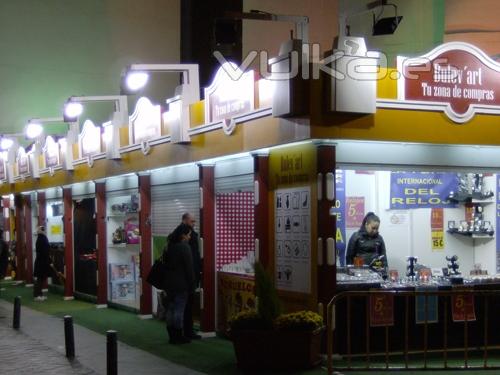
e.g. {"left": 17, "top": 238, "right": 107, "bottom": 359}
{"left": 146, "top": 256, "right": 167, "bottom": 290}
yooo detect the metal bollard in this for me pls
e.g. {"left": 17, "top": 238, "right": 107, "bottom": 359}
{"left": 13, "top": 296, "right": 21, "bottom": 329}
{"left": 106, "top": 330, "right": 117, "bottom": 375}
{"left": 64, "top": 315, "right": 75, "bottom": 359}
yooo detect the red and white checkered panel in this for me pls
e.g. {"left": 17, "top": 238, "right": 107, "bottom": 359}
{"left": 216, "top": 192, "right": 255, "bottom": 271}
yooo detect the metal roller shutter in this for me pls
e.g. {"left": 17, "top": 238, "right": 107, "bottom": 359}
{"left": 151, "top": 181, "right": 200, "bottom": 236}
{"left": 215, "top": 174, "right": 254, "bottom": 193}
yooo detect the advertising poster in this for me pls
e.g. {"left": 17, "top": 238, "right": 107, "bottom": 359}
{"left": 275, "top": 186, "right": 311, "bottom": 293}
{"left": 390, "top": 172, "right": 458, "bottom": 209}
{"left": 217, "top": 273, "right": 255, "bottom": 333}
{"left": 451, "top": 289, "right": 476, "bottom": 322}
{"left": 415, "top": 286, "right": 438, "bottom": 324}
{"left": 369, "top": 294, "right": 394, "bottom": 327}
{"left": 331, "top": 170, "right": 346, "bottom": 266}
{"left": 431, "top": 208, "right": 444, "bottom": 251}
{"left": 346, "top": 197, "right": 365, "bottom": 228}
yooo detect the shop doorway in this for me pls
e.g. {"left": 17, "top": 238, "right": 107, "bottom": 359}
{"left": 73, "top": 198, "right": 97, "bottom": 296}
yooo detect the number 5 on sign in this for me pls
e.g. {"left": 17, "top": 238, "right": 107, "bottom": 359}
{"left": 431, "top": 230, "right": 444, "bottom": 251}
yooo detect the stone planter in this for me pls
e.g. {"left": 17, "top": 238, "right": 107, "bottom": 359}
{"left": 230, "top": 328, "right": 324, "bottom": 370}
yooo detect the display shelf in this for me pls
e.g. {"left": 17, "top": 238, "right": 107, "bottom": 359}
{"left": 108, "top": 243, "right": 140, "bottom": 248}
{"left": 447, "top": 191, "right": 494, "bottom": 203}
{"left": 106, "top": 192, "right": 140, "bottom": 310}
{"left": 447, "top": 229, "right": 494, "bottom": 239}
{"left": 107, "top": 212, "right": 138, "bottom": 218}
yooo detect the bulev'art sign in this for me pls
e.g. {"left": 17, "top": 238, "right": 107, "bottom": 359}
{"left": 397, "top": 42, "right": 500, "bottom": 123}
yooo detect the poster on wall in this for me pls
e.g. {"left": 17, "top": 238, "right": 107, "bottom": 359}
{"left": 431, "top": 208, "right": 444, "bottom": 251}
{"left": 390, "top": 172, "right": 458, "bottom": 209}
{"left": 332, "top": 170, "right": 346, "bottom": 266}
{"left": 346, "top": 197, "right": 365, "bottom": 228}
{"left": 217, "top": 273, "right": 255, "bottom": 333}
{"left": 275, "top": 186, "right": 311, "bottom": 293}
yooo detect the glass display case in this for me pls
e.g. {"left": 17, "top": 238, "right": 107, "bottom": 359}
{"left": 106, "top": 192, "right": 140, "bottom": 309}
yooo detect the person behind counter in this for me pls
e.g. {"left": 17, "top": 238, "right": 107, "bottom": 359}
{"left": 345, "top": 212, "right": 388, "bottom": 268}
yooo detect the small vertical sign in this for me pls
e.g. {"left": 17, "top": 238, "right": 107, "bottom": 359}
{"left": 369, "top": 293, "right": 394, "bottom": 327}
{"left": 431, "top": 208, "right": 444, "bottom": 251}
{"left": 346, "top": 197, "right": 365, "bottom": 228}
{"left": 332, "top": 170, "right": 346, "bottom": 266}
{"left": 452, "top": 288, "right": 476, "bottom": 322}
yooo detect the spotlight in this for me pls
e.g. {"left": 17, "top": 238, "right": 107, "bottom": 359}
{"left": 372, "top": 15, "right": 403, "bottom": 35}
{"left": 25, "top": 122, "right": 44, "bottom": 139}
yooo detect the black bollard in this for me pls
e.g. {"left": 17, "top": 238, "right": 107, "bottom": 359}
{"left": 64, "top": 315, "right": 75, "bottom": 359}
{"left": 13, "top": 296, "right": 21, "bottom": 329}
{"left": 106, "top": 330, "right": 117, "bottom": 375}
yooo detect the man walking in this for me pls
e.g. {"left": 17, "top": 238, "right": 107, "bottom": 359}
{"left": 181, "top": 212, "right": 202, "bottom": 339}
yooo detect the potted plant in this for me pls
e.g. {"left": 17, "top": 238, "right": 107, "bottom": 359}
{"left": 228, "top": 263, "right": 324, "bottom": 370}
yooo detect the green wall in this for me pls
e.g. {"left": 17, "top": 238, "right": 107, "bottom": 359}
{"left": 341, "top": 0, "right": 445, "bottom": 66}
{"left": 0, "top": 0, "right": 180, "bottom": 141}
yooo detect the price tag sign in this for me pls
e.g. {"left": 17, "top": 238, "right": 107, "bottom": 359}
{"left": 431, "top": 231, "right": 444, "bottom": 250}
{"left": 452, "top": 293, "right": 476, "bottom": 322}
{"left": 369, "top": 294, "right": 394, "bottom": 327}
{"left": 431, "top": 208, "right": 444, "bottom": 251}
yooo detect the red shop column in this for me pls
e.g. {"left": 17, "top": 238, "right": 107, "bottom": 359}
{"left": 139, "top": 174, "right": 152, "bottom": 316}
{"left": 62, "top": 187, "right": 74, "bottom": 299}
{"left": 199, "top": 164, "right": 215, "bottom": 331}
{"left": 24, "top": 195, "right": 34, "bottom": 285}
{"left": 316, "top": 143, "right": 336, "bottom": 308}
{"left": 253, "top": 153, "right": 270, "bottom": 269}
{"left": 14, "top": 194, "right": 26, "bottom": 282}
{"left": 95, "top": 182, "right": 108, "bottom": 306}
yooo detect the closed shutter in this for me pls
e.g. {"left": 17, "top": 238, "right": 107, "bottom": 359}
{"left": 215, "top": 174, "right": 254, "bottom": 193}
{"left": 151, "top": 181, "right": 200, "bottom": 236}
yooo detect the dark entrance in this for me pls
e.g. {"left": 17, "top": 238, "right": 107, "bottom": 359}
{"left": 73, "top": 198, "right": 97, "bottom": 296}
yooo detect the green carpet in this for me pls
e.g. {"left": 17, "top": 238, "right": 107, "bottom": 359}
{"left": 1, "top": 281, "right": 498, "bottom": 374}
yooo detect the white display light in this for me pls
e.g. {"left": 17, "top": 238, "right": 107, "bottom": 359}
{"left": 64, "top": 102, "right": 84, "bottom": 119}
{"left": 126, "top": 71, "right": 149, "bottom": 91}
{"left": 25, "top": 122, "right": 44, "bottom": 139}
{"left": 0, "top": 138, "right": 13, "bottom": 150}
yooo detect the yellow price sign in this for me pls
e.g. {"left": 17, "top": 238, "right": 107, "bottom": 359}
{"left": 50, "top": 224, "right": 62, "bottom": 235}
{"left": 431, "top": 230, "right": 444, "bottom": 251}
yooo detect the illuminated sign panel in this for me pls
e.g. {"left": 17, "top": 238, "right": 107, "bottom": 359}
{"left": 204, "top": 62, "right": 255, "bottom": 133}
{"left": 397, "top": 42, "right": 500, "bottom": 123}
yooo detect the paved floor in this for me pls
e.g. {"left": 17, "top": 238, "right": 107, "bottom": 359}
{"left": 0, "top": 299, "right": 204, "bottom": 375}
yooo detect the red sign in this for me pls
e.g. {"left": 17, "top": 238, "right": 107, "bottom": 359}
{"left": 452, "top": 292, "right": 476, "bottom": 322}
{"left": 398, "top": 42, "right": 500, "bottom": 123}
{"left": 346, "top": 197, "right": 365, "bottom": 228}
{"left": 369, "top": 294, "right": 394, "bottom": 327}
{"left": 431, "top": 208, "right": 443, "bottom": 229}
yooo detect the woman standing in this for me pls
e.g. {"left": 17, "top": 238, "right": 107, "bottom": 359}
{"left": 33, "top": 226, "right": 51, "bottom": 301}
{"left": 163, "top": 223, "right": 195, "bottom": 344}
{"left": 346, "top": 212, "right": 388, "bottom": 269}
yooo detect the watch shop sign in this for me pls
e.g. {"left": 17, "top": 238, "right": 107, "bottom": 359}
{"left": 397, "top": 42, "right": 500, "bottom": 123}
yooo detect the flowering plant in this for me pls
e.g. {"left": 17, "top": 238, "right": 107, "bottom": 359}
{"left": 274, "top": 310, "right": 324, "bottom": 332}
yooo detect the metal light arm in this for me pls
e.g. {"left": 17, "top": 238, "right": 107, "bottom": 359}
{"left": 67, "top": 95, "right": 128, "bottom": 127}
{"left": 126, "top": 64, "right": 200, "bottom": 104}
{"left": 225, "top": 10, "right": 309, "bottom": 44}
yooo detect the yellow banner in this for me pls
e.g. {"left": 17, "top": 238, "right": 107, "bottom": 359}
{"left": 269, "top": 143, "right": 316, "bottom": 189}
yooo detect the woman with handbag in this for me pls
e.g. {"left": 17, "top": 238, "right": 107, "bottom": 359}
{"left": 163, "top": 223, "right": 195, "bottom": 344}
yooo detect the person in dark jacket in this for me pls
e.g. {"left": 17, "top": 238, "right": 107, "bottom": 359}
{"left": 163, "top": 223, "right": 195, "bottom": 344}
{"left": 181, "top": 212, "right": 202, "bottom": 339}
{"left": 0, "top": 229, "right": 8, "bottom": 279}
{"left": 33, "top": 226, "right": 52, "bottom": 301}
{"left": 345, "top": 212, "right": 388, "bottom": 269}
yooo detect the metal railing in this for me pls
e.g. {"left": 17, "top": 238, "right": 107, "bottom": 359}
{"left": 326, "top": 288, "right": 500, "bottom": 373}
